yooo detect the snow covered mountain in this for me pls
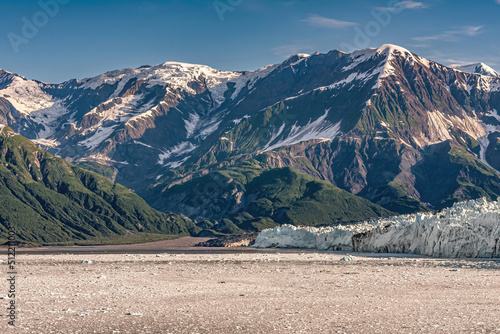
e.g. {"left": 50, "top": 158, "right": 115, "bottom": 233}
{"left": 449, "top": 62, "right": 499, "bottom": 77}
{"left": 0, "top": 62, "right": 278, "bottom": 186}
{"left": 2, "top": 44, "right": 500, "bottom": 223}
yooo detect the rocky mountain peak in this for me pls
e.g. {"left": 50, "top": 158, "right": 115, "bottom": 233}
{"left": 376, "top": 44, "right": 413, "bottom": 56}
{"left": 449, "top": 62, "right": 499, "bottom": 77}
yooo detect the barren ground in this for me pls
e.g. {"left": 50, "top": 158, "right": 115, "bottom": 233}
{"left": 1, "top": 237, "right": 500, "bottom": 333}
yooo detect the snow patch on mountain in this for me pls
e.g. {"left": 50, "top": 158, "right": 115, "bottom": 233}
{"left": 198, "top": 120, "right": 221, "bottom": 140}
{"left": 449, "top": 63, "right": 499, "bottom": 78}
{"left": 78, "top": 125, "right": 118, "bottom": 150}
{"left": 488, "top": 78, "right": 500, "bottom": 92}
{"left": 478, "top": 135, "right": 493, "bottom": 168}
{"left": 28, "top": 100, "right": 69, "bottom": 138}
{"left": 75, "top": 95, "right": 158, "bottom": 148}
{"left": 158, "top": 141, "right": 198, "bottom": 165}
{"left": 343, "top": 44, "right": 431, "bottom": 90}
{"left": 262, "top": 124, "right": 286, "bottom": 151}
{"left": 133, "top": 140, "right": 154, "bottom": 149}
{"left": 85, "top": 95, "right": 156, "bottom": 133}
{"left": 487, "top": 109, "right": 500, "bottom": 123}
{"left": 476, "top": 110, "right": 500, "bottom": 170}
{"left": 477, "top": 76, "right": 494, "bottom": 92}
{"left": 81, "top": 62, "right": 240, "bottom": 106}
{"left": 253, "top": 198, "right": 500, "bottom": 258}
{"left": 0, "top": 76, "right": 59, "bottom": 115}
{"left": 343, "top": 44, "right": 413, "bottom": 72}
{"left": 377, "top": 44, "right": 415, "bottom": 79}
{"left": 126, "top": 102, "right": 164, "bottom": 125}
{"left": 224, "top": 64, "right": 280, "bottom": 101}
{"left": 342, "top": 48, "right": 378, "bottom": 72}
{"left": 80, "top": 62, "right": 278, "bottom": 109}
{"left": 81, "top": 68, "right": 133, "bottom": 91}
{"left": 81, "top": 153, "right": 119, "bottom": 165}
{"left": 166, "top": 156, "right": 190, "bottom": 169}
{"left": 262, "top": 109, "right": 341, "bottom": 152}
{"left": 184, "top": 112, "right": 222, "bottom": 140}
{"left": 281, "top": 70, "right": 380, "bottom": 104}
{"left": 32, "top": 138, "right": 60, "bottom": 148}
{"left": 323, "top": 71, "right": 373, "bottom": 90}
{"left": 88, "top": 95, "right": 154, "bottom": 124}
{"left": 184, "top": 113, "right": 201, "bottom": 138}
{"left": 411, "top": 110, "right": 486, "bottom": 148}
{"left": 287, "top": 53, "right": 311, "bottom": 67}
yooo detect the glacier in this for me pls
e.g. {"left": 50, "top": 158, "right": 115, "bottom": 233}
{"left": 252, "top": 198, "right": 500, "bottom": 258}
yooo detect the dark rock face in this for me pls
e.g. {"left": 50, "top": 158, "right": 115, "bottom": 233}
{"left": 2, "top": 44, "right": 500, "bottom": 219}
{"left": 195, "top": 233, "right": 259, "bottom": 247}
{"left": 0, "top": 97, "right": 22, "bottom": 125}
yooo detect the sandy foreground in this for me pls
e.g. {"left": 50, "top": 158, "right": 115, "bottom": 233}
{"left": 1, "top": 238, "right": 500, "bottom": 334}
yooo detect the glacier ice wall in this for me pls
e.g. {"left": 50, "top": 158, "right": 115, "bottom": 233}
{"left": 252, "top": 198, "right": 500, "bottom": 258}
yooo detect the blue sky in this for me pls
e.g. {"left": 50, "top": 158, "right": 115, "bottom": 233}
{"left": 1, "top": 0, "right": 499, "bottom": 83}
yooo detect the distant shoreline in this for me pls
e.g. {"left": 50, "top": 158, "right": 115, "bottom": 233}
{"left": 0, "top": 236, "right": 282, "bottom": 255}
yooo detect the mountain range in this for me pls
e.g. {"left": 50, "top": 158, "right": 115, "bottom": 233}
{"left": 1, "top": 44, "right": 500, "bottom": 239}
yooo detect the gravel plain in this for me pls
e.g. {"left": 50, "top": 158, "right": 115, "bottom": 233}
{"left": 1, "top": 238, "right": 500, "bottom": 334}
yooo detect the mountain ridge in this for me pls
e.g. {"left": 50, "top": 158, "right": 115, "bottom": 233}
{"left": 0, "top": 125, "right": 196, "bottom": 244}
{"left": 449, "top": 62, "right": 499, "bottom": 78}
{"left": 1, "top": 44, "right": 500, "bottom": 225}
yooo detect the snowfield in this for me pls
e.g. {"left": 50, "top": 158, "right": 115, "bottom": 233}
{"left": 261, "top": 109, "right": 342, "bottom": 152}
{"left": 253, "top": 198, "right": 500, "bottom": 258}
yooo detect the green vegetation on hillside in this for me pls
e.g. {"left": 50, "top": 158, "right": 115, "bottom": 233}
{"left": 152, "top": 162, "right": 393, "bottom": 234}
{"left": 0, "top": 127, "right": 195, "bottom": 245}
{"left": 75, "top": 161, "right": 117, "bottom": 180}
{"left": 413, "top": 143, "right": 500, "bottom": 209}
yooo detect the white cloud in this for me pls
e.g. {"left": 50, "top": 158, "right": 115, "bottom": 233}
{"left": 453, "top": 25, "right": 484, "bottom": 36}
{"left": 496, "top": 0, "right": 500, "bottom": 4}
{"left": 413, "top": 25, "right": 484, "bottom": 42}
{"left": 396, "top": 1, "right": 427, "bottom": 9}
{"left": 441, "top": 57, "right": 476, "bottom": 66}
{"left": 301, "top": 14, "right": 358, "bottom": 29}
{"left": 374, "top": 1, "right": 428, "bottom": 11}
